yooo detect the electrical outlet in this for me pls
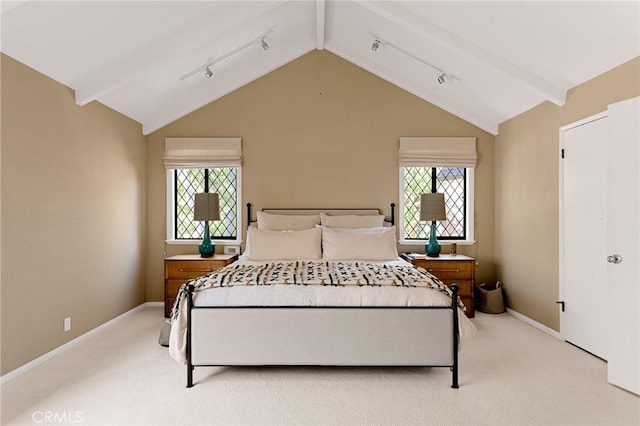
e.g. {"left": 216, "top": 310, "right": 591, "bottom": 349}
{"left": 64, "top": 317, "right": 71, "bottom": 332}
{"left": 224, "top": 245, "right": 240, "bottom": 255}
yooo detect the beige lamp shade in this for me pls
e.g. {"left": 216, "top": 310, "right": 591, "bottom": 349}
{"left": 420, "top": 193, "right": 446, "bottom": 221}
{"left": 194, "top": 193, "right": 220, "bottom": 221}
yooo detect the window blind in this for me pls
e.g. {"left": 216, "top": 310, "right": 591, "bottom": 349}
{"left": 164, "top": 137, "right": 242, "bottom": 168}
{"left": 399, "top": 137, "right": 477, "bottom": 168}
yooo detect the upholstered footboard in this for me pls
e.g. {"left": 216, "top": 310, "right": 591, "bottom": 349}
{"left": 185, "top": 284, "right": 460, "bottom": 388}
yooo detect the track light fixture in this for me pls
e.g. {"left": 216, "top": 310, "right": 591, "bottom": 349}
{"left": 179, "top": 33, "right": 272, "bottom": 81}
{"left": 371, "top": 36, "right": 461, "bottom": 85}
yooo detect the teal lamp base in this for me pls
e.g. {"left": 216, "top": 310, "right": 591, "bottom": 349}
{"left": 425, "top": 221, "right": 441, "bottom": 257}
{"left": 199, "top": 222, "right": 214, "bottom": 258}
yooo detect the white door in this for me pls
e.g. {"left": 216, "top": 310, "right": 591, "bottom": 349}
{"left": 606, "top": 97, "right": 639, "bottom": 394}
{"left": 560, "top": 115, "right": 608, "bottom": 360}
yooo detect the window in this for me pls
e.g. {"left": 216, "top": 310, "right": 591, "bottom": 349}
{"left": 171, "top": 168, "right": 239, "bottom": 240}
{"left": 400, "top": 166, "right": 473, "bottom": 242}
{"left": 164, "top": 137, "right": 242, "bottom": 244}
{"left": 398, "top": 137, "right": 476, "bottom": 244}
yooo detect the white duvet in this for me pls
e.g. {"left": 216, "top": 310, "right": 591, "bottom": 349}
{"left": 169, "top": 257, "right": 476, "bottom": 363}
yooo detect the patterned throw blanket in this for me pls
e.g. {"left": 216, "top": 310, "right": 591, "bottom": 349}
{"left": 171, "top": 261, "right": 463, "bottom": 320}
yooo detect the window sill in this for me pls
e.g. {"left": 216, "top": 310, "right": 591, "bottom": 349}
{"left": 165, "top": 239, "right": 243, "bottom": 246}
{"left": 398, "top": 239, "right": 476, "bottom": 246}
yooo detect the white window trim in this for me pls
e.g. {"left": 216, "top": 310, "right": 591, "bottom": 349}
{"left": 397, "top": 167, "right": 475, "bottom": 246}
{"left": 165, "top": 169, "right": 243, "bottom": 245}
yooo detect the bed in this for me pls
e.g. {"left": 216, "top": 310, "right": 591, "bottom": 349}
{"left": 168, "top": 204, "right": 476, "bottom": 388}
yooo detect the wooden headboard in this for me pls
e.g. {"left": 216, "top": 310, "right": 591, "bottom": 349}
{"left": 246, "top": 203, "right": 396, "bottom": 229}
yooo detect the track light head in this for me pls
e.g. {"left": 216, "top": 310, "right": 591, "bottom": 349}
{"left": 204, "top": 67, "right": 213, "bottom": 79}
{"left": 437, "top": 73, "right": 446, "bottom": 84}
{"left": 372, "top": 40, "right": 380, "bottom": 51}
{"left": 261, "top": 38, "right": 269, "bottom": 51}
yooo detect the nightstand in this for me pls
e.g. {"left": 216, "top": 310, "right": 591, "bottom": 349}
{"left": 401, "top": 253, "right": 475, "bottom": 317}
{"left": 164, "top": 254, "right": 238, "bottom": 317}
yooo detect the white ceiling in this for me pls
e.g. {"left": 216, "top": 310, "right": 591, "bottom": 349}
{"left": 2, "top": 1, "right": 638, "bottom": 135}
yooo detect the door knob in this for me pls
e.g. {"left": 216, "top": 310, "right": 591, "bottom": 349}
{"left": 607, "top": 254, "right": 622, "bottom": 264}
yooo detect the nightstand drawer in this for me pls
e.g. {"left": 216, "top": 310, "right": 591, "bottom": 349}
{"left": 165, "top": 260, "right": 221, "bottom": 279}
{"left": 166, "top": 279, "right": 189, "bottom": 297}
{"left": 419, "top": 261, "right": 473, "bottom": 280}
{"left": 437, "top": 279, "right": 473, "bottom": 297}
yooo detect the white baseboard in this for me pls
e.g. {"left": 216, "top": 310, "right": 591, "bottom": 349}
{"left": 506, "top": 308, "right": 562, "bottom": 340}
{"left": 145, "top": 302, "right": 163, "bottom": 308}
{"left": 0, "top": 302, "right": 159, "bottom": 385}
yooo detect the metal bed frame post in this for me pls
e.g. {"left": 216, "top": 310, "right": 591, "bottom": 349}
{"left": 186, "top": 284, "right": 194, "bottom": 388}
{"left": 451, "top": 283, "right": 459, "bottom": 389}
{"left": 388, "top": 200, "right": 459, "bottom": 387}
{"left": 390, "top": 202, "right": 395, "bottom": 226}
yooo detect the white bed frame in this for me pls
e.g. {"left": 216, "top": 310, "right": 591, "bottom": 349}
{"left": 184, "top": 204, "right": 461, "bottom": 388}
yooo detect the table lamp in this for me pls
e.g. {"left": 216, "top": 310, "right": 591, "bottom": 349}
{"left": 193, "top": 193, "right": 220, "bottom": 258}
{"left": 420, "top": 193, "right": 446, "bottom": 257}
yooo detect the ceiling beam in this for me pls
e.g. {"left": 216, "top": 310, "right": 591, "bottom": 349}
{"left": 358, "top": 1, "right": 566, "bottom": 106}
{"left": 72, "top": 1, "right": 286, "bottom": 106}
{"left": 316, "top": 0, "right": 325, "bottom": 50}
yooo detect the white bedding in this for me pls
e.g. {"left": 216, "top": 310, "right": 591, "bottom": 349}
{"left": 169, "top": 257, "right": 476, "bottom": 364}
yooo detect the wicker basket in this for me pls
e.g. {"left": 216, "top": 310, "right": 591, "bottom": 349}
{"left": 476, "top": 281, "right": 505, "bottom": 314}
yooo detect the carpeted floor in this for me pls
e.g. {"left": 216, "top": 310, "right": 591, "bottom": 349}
{"left": 1, "top": 307, "right": 638, "bottom": 425}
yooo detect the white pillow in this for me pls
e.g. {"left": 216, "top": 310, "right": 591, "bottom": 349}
{"left": 257, "top": 211, "right": 321, "bottom": 231}
{"left": 247, "top": 227, "right": 322, "bottom": 260}
{"left": 322, "top": 226, "right": 398, "bottom": 261}
{"left": 320, "top": 213, "right": 385, "bottom": 228}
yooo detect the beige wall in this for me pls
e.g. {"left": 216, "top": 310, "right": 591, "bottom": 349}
{"left": 494, "top": 57, "right": 640, "bottom": 331}
{"left": 146, "top": 50, "right": 496, "bottom": 303}
{"left": 0, "top": 54, "right": 147, "bottom": 375}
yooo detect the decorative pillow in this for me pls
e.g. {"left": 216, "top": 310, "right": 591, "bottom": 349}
{"left": 322, "top": 226, "right": 398, "bottom": 261}
{"left": 257, "top": 211, "right": 321, "bottom": 231}
{"left": 320, "top": 213, "right": 385, "bottom": 229}
{"left": 247, "top": 227, "right": 322, "bottom": 260}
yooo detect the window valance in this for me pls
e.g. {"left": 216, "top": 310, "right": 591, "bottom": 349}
{"left": 399, "top": 137, "right": 477, "bottom": 168}
{"left": 164, "top": 137, "right": 242, "bottom": 168}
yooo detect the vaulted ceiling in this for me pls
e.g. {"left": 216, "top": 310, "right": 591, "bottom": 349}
{"left": 2, "top": 1, "right": 638, "bottom": 135}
